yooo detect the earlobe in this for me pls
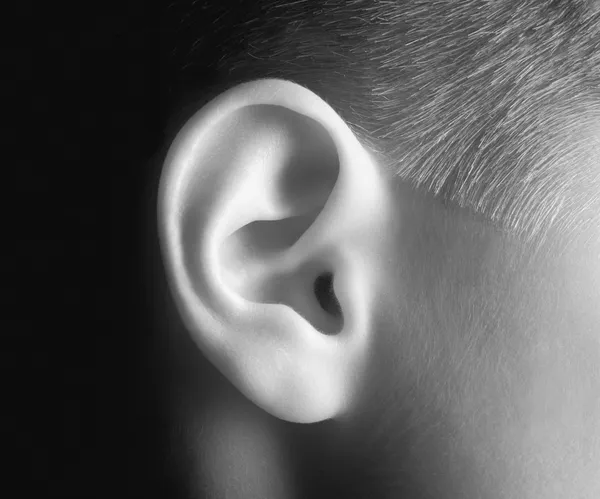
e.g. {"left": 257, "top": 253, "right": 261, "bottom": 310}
{"left": 157, "top": 78, "right": 391, "bottom": 423}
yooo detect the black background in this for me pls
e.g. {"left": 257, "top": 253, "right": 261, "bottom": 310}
{"left": 6, "top": 2, "right": 170, "bottom": 496}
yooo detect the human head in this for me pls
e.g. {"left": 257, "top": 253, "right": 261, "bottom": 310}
{"left": 142, "top": 1, "right": 600, "bottom": 498}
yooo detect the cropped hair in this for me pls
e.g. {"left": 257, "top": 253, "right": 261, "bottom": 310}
{"left": 162, "top": 0, "right": 600, "bottom": 255}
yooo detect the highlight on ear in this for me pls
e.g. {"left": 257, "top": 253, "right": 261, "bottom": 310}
{"left": 157, "top": 78, "right": 391, "bottom": 423}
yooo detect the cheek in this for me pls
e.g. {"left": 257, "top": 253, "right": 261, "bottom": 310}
{"left": 449, "top": 261, "right": 600, "bottom": 494}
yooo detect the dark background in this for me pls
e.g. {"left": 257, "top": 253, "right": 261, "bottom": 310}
{"left": 6, "top": 2, "right": 171, "bottom": 496}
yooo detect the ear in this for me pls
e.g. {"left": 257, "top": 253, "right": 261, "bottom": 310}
{"left": 158, "top": 78, "right": 392, "bottom": 423}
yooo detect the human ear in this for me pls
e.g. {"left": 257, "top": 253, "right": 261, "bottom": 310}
{"left": 157, "top": 78, "right": 391, "bottom": 423}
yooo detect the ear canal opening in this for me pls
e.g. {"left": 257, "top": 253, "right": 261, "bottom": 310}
{"left": 313, "top": 272, "right": 344, "bottom": 335}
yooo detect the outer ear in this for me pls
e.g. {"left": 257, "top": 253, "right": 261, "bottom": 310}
{"left": 158, "top": 78, "right": 392, "bottom": 423}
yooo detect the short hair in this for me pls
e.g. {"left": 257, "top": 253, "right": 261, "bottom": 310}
{"left": 154, "top": 3, "right": 600, "bottom": 495}
{"left": 160, "top": 0, "right": 600, "bottom": 255}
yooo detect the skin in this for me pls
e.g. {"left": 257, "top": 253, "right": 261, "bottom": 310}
{"left": 137, "top": 78, "right": 600, "bottom": 499}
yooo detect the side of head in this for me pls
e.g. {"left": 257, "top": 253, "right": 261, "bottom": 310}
{"left": 150, "top": 1, "right": 600, "bottom": 498}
